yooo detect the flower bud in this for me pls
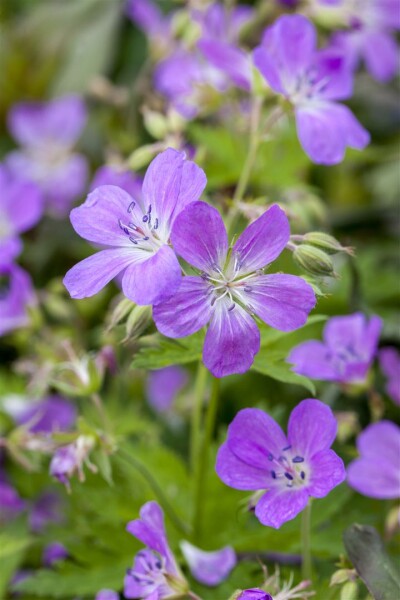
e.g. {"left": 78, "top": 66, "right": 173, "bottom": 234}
{"left": 293, "top": 244, "right": 336, "bottom": 277}
{"left": 124, "top": 305, "right": 152, "bottom": 341}
{"left": 340, "top": 581, "right": 358, "bottom": 600}
{"left": 127, "top": 145, "right": 160, "bottom": 170}
{"left": 142, "top": 108, "right": 169, "bottom": 140}
{"left": 302, "top": 232, "right": 353, "bottom": 255}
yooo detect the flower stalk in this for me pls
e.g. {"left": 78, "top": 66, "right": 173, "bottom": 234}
{"left": 301, "top": 500, "right": 313, "bottom": 582}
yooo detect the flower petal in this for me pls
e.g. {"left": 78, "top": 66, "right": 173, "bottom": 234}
{"left": 126, "top": 502, "right": 172, "bottom": 563}
{"left": 288, "top": 399, "right": 338, "bottom": 458}
{"left": 232, "top": 204, "right": 290, "bottom": 275}
{"left": 238, "top": 274, "right": 316, "bottom": 331}
{"left": 287, "top": 340, "right": 338, "bottom": 380}
{"left": 363, "top": 30, "right": 398, "bottom": 82}
{"left": 122, "top": 244, "right": 182, "bottom": 305}
{"left": 146, "top": 366, "right": 188, "bottom": 412}
{"left": 153, "top": 276, "right": 213, "bottom": 337}
{"left": 41, "top": 154, "right": 88, "bottom": 217}
{"left": 8, "top": 95, "right": 87, "bottom": 148}
{"left": 63, "top": 248, "right": 134, "bottom": 299}
{"left": 215, "top": 442, "right": 270, "bottom": 490}
{"left": 226, "top": 408, "right": 287, "bottom": 470}
{"left": 307, "top": 449, "right": 345, "bottom": 498}
{"left": 171, "top": 201, "right": 228, "bottom": 271}
{"left": 296, "top": 102, "right": 369, "bottom": 165}
{"left": 203, "top": 299, "right": 260, "bottom": 377}
{"left": 255, "top": 488, "right": 309, "bottom": 528}
{"left": 198, "top": 39, "right": 251, "bottom": 90}
{"left": 180, "top": 541, "right": 236, "bottom": 586}
{"left": 70, "top": 185, "right": 142, "bottom": 247}
{"left": 141, "top": 148, "right": 206, "bottom": 233}
{"left": 347, "top": 457, "right": 400, "bottom": 500}
{"left": 357, "top": 421, "right": 400, "bottom": 463}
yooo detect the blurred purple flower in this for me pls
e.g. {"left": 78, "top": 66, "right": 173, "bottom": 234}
{"left": 216, "top": 399, "right": 345, "bottom": 528}
{"left": 288, "top": 313, "right": 382, "bottom": 384}
{"left": 43, "top": 542, "right": 68, "bottom": 567}
{"left": 347, "top": 421, "right": 400, "bottom": 499}
{"left": 238, "top": 590, "right": 272, "bottom": 600}
{"left": 194, "top": 3, "right": 253, "bottom": 41}
{"left": 125, "top": 0, "right": 172, "bottom": 48}
{"left": 90, "top": 165, "right": 143, "bottom": 200}
{"left": 146, "top": 366, "right": 188, "bottom": 412}
{"left": 30, "top": 491, "right": 64, "bottom": 533}
{"left": 50, "top": 436, "right": 94, "bottom": 489}
{"left": 0, "top": 164, "right": 43, "bottom": 262}
{"left": 379, "top": 347, "right": 400, "bottom": 405}
{"left": 0, "top": 262, "right": 35, "bottom": 337}
{"left": 154, "top": 202, "right": 315, "bottom": 378}
{"left": 6, "top": 96, "right": 88, "bottom": 217}
{"left": 64, "top": 148, "right": 206, "bottom": 305}
{"left": 253, "top": 15, "right": 370, "bottom": 164}
{"left": 0, "top": 480, "right": 26, "bottom": 521}
{"left": 180, "top": 541, "right": 236, "bottom": 586}
{"left": 125, "top": 501, "right": 187, "bottom": 599}
{"left": 96, "top": 591, "right": 119, "bottom": 600}
{"left": 323, "top": 0, "right": 400, "bottom": 81}
{"left": 16, "top": 395, "right": 76, "bottom": 434}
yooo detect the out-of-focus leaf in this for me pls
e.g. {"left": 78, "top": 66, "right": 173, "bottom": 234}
{"left": 251, "top": 349, "right": 316, "bottom": 394}
{"left": 343, "top": 524, "right": 400, "bottom": 600}
{"left": 131, "top": 332, "right": 203, "bottom": 369}
{"left": 0, "top": 523, "right": 32, "bottom": 597}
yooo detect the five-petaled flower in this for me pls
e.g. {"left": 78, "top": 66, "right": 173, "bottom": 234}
{"left": 216, "top": 399, "right": 345, "bottom": 528}
{"left": 153, "top": 202, "right": 316, "bottom": 378}
{"left": 253, "top": 14, "right": 370, "bottom": 164}
{"left": 64, "top": 148, "right": 206, "bottom": 306}
{"left": 347, "top": 420, "right": 400, "bottom": 499}
{"left": 288, "top": 312, "right": 382, "bottom": 384}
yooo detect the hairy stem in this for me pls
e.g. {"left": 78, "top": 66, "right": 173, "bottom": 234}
{"left": 193, "top": 376, "right": 220, "bottom": 541}
{"left": 190, "top": 361, "right": 208, "bottom": 474}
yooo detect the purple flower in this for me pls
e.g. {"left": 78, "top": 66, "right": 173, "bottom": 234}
{"left": 0, "top": 165, "right": 43, "bottom": 262}
{"left": 125, "top": 0, "right": 172, "bottom": 46}
{"left": 15, "top": 395, "right": 76, "bottom": 433}
{"left": 64, "top": 148, "right": 206, "bottom": 305}
{"left": 288, "top": 313, "right": 382, "bottom": 384}
{"left": 146, "top": 366, "right": 188, "bottom": 412}
{"left": 379, "top": 347, "right": 400, "bottom": 405}
{"left": 253, "top": 15, "right": 370, "bottom": 164}
{"left": 238, "top": 590, "right": 272, "bottom": 600}
{"left": 96, "top": 591, "right": 119, "bottom": 600}
{"left": 50, "top": 436, "right": 95, "bottom": 489}
{"left": 180, "top": 541, "right": 236, "bottom": 586}
{"left": 216, "top": 399, "right": 345, "bottom": 528}
{"left": 153, "top": 202, "right": 316, "bottom": 378}
{"left": 194, "top": 3, "right": 253, "bottom": 41}
{"left": 29, "top": 491, "right": 64, "bottom": 533}
{"left": 42, "top": 542, "right": 68, "bottom": 567}
{"left": 6, "top": 96, "right": 88, "bottom": 216}
{"left": 347, "top": 421, "right": 400, "bottom": 499}
{"left": 125, "top": 501, "right": 188, "bottom": 599}
{"left": 0, "top": 262, "right": 35, "bottom": 337}
{"left": 0, "top": 480, "right": 26, "bottom": 521}
{"left": 325, "top": 0, "right": 400, "bottom": 82}
{"left": 90, "top": 165, "right": 143, "bottom": 199}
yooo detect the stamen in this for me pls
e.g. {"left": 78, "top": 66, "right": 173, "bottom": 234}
{"left": 268, "top": 453, "right": 274, "bottom": 461}
{"left": 228, "top": 303, "right": 235, "bottom": 311}
{"left": 128, "top": 201, "right": 136, "bottom": 213}
{"left": 284, "top": 472, "right": 294, "bottom": 481}
{"left": 271, "top": 470, "right": 276, "bottom": 479}
{"left": 282, "top": 445, "right": 292, "bottom": 451}
{"left": 300, "top": 471, "right": 305, "bottom": 480}
{"left": 129, "top": 236, "right": 138, "bottom": 244}
{"left": 243, "top": 286, "right": 252, "bottom": 292}
{"left": 154, "top": 218, "right": 159, "bottom": 230}
{"left": 292, "top": 456, "right": 304, "bottom": 463}
{"left": 142, "top": 215, "right": 149, "bottom": 223}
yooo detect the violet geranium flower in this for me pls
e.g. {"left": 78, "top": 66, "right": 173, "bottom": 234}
{"left": 125, "top": 501, "right": 188, "bottom": 599}
{"left": 153, "top": 202, "right": 316, "bottom": 378}
{"left": 90, "top": 164, "right": 143, "bottom": 199}
{"left": 0, "top": 165, "right": 43, "bottom": 263}
{"left": 216, "top": 399, "right": 345, "bottom": 528}
{"left": 14, "top": 395, "right": 76, "bottom": 434}
{"left": 288, "top": 313, "right": 382, "bottom": 385}
{"left": 146, "top": 366, "right": 188, "bottom": 412}
{"left": 64, "top": 148, "right": 206, "bottom": 305}
{"left": 347, "top": 421, "right": 400, "bottom": 499}
{"left": 238, "top": 590, "right": 273, "bottom": 600}
{"left": 6, "top": 95, "right": 88, "bottom": 217}
{"left": 0, "top": 262, "right": 35, "bottom": 337}
{"left": 379, "top": 347, "right": 400, "bottom": 406}
{"left": 253, "top": 14, "right": 370, "bottom": 164}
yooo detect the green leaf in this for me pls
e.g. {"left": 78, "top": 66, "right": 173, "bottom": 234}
{"left": 259, "top": 314, "right": 327, "bottom": 348}
{"left": 251, "top": 348, "right": 316, "bottom": 394}
{"left": 0, "top": 523, "right": 32, "bottom": 598}
{"left": 131, "top": 332, "right": 203, "bottom": 369}
{"left": 343, "top": 524, "right": 400, "bottom": 600}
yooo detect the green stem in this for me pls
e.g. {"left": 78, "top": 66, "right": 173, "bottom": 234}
{"left": 301, "top": 500, "right": 313, "bottom": 581}
{"left": 190, "top": 361, "right": 208, "bottom": 474}
{"left": 91, "top": 392, "right": 109, "bottom": 432}
{"left": 193, "top": 376, "right": 220, "bottom": 541}
{"left": 117, "top": 449, "right": 190, "bottom": 537}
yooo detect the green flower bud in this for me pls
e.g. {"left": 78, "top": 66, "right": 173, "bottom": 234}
{"left": 293, "top": 244, "right": 336, "bottom": 277}
{"left": 142, "top": 108, "right": 169, "bottom": 140}
{"left": 340, "top": 581, "right": 358, "bottom": 600}
{"left": 124, "top": 305, "right": 153, "bottom": 341}
{"left": 127, "top": 145, "right": 159, "bottom": 170}
{"left": 302, "top": 232, "right": 353, "bottom": 255}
